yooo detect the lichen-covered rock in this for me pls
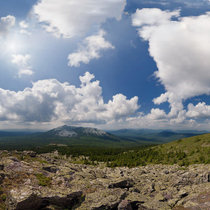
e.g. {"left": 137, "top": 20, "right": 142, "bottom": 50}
{"left": 22, "top": 151, "right": 37, "bottom": 158}
{"left": 79, "top": 188, "right": 126, "bottom": 210}
{"left": 0, "top": 151, "right": 209, "bottom": 210}
{"left": 118, "top": 200, "right": 132, "bottom": 210}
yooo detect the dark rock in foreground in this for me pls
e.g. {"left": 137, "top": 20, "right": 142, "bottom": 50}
{"left": 108, "top": 179, "right": 134, "bottom": 189}
{"left": 15, "top": 192, "right": 84, "bottom": 210}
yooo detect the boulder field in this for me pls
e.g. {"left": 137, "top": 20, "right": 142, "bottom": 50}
{"left": 0, "top": 150, "right": 209, "bottom": 210}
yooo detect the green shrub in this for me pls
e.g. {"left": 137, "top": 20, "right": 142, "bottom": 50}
{"left": 1, "top": 193, "right": 7, "bottom": 201}
{"left": 35, "top": 173, "right": 51, "bottom": 187}
{"left": 179, "top": 159, "right": 189, "bottom": 167}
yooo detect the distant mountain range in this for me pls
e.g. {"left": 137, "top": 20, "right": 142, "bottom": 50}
{"left": 0, "top": 125, "right": 141, "bottom": 149}
{"left": 108, "top": 129, "right": 207, "bottom": 143}
{"left": 0, "top": 125, "right": 207, "bottom": 149}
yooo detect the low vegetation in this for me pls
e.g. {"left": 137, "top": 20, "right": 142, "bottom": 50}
{"left": 0, "top": 133, "right": 209, "bottom": 168}
{"left": 35, "top": 173, "right": 51, "bottom": 187}
{"left": 27, "top": 133, "right": 210, "bottom": 167}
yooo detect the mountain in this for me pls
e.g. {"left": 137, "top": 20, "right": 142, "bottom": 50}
{"left": 0, "top": 125, "right": 146, "bottom": 149}
{"left": 33, "top": 125, "right": 147, "bottom": 148}
{"left": 43, "top": 125, "right": 111, "bottom": 138}
{"left": 0, "top": 125, "right": 207, "bottom": 149}
{"left": 109, "top": 129, "right": 207, "bottom": 143}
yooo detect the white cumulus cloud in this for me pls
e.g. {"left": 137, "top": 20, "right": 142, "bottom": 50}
{"left": 132, "top": 8, "right": 210, "bottom": 118}
{"left": 186, "top": 102, "right": 210, "bottom": 119}
{"left": 132, "top": 8, "right": 179, "bottom": 28}
{"left": 104, "top": 94, "right": 139, "bottom": 120}
{"left": 0, "top": 72, "right": 139, "bottom": 126}
{"left": 33, "top": 0, "right": 126, "bottom": 38}
{"left": 68, "top": 30, "right": 114, "bottom": 67}
{"left": 147, "top": 108, "right": 167, "bottom": 120}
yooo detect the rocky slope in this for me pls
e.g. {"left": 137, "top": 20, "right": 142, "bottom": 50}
{"left": 0, "top": 150, "right": 209, "bottom": 210}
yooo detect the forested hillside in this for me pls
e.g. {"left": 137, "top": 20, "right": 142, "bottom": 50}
{"left": 27, "top": 133, "right": 210, "bottom": 167}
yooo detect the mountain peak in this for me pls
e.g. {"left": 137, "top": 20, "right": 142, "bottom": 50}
{"left": 46, "top": 125, "right": 109, "bottom": 138}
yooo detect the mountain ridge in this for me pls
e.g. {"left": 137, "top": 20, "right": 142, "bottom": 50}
{"left": 109, "top": 128, "right": 207, "bottom": 143}
{"left": 44, "top": 125, "right": 110, "bottom": 138}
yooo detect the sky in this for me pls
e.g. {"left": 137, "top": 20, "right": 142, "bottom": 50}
{"left": 0, "top": 0, "right": 210, "bottom": 131}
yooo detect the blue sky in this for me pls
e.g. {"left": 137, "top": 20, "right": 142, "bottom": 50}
{"left": 0, "top": 0, "right": 210, "bottom": 130}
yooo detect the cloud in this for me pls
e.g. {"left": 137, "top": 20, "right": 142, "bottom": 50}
{"left": 141, "top": 0, "right": 170, "bottom": 6}
{"left": 104, "top": 94, "right": 139, "bottom": 120}
{"left": 0, "top": 15, "right": 15, "bottom": 36}
{"left": 186, "top": 102, "right": 210, "bottom": 119}
{"left": 132, "top": 8, "right": 179, "bottom": 28}
{"left": 18, "top": 69, "right": 34, "bottom": 77}
{"left": 19, "top": 21, "right": 28, "bottom": 29}
{"left": 12, "top": 54, "right": 31, "bottom": 66}
{"left": 0, "top": 72, "right": 139, "bottom": 125}
{"left": 68, "top": 30, "right": 114, "bottom": 67}
{"left": 19, "top": 30, "right": 31, "bottom": 36}
{"left": 19, "top": 20, "right": 31, "bottom": 36}
{"left": 178, "top": 0, "right": 210, "bottom": 8}
{"left": 147, "top": 108, "right": 167, "bottom": 120}
{"left": 33, "top": 0, "right": 126, "bottom": 38}
{"left": 11, "top": 54, "right": 34, "bottom": 77}
{"left": 132, "top": 8, "right": 210, "bottom": 117}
